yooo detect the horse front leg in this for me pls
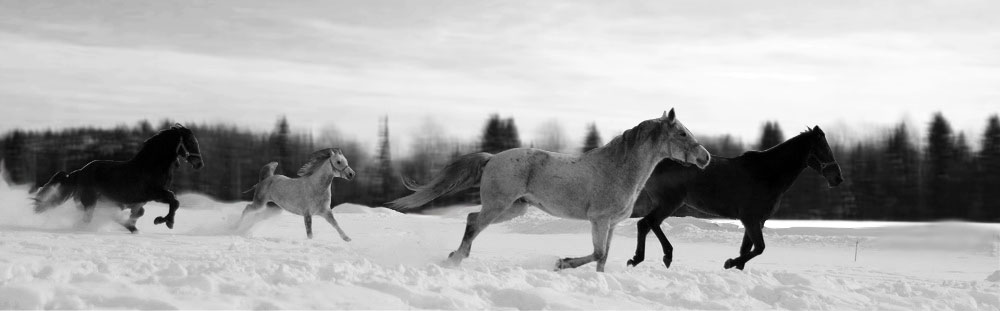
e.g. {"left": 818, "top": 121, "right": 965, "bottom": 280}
{"left": 320, "top": 211, "right": 351, "bottom": 242}
{"left": 648, "top": 218, "right": 674, "bottom": 268}
{"left": 557, "top": 220, "right": 611, "bottom": 272}
{"left": 152, "top": 189, "right": 180, "bottom": 229}
{"left": 627, "top": 218, "right": 652, "bottom": 267}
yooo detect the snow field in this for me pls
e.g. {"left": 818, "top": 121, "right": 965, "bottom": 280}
{"left": 0, "top": 178, "right": 998, "bottom": 310}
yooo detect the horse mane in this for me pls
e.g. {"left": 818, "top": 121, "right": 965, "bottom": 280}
{"left": 591, "top": 119, "right": 661, "bottom": 158}
{"left": 133, "top": 128, "right": 181, "bottom": 162}
{"left": 740, "top": 128, "right": 818, "bottom": 159}
{"left": 297, "top": 148, "right": 343, "bottom": 177}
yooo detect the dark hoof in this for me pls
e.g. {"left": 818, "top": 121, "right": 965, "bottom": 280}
{"left": 153, "top": 217, "right": 174, "bottom": 229}
{"left": 724, "top": 258, "right": 736, "bottom": 269}
{"left": 627, "top": 258, "right": 641, "bottom": 267}
{"left": 446, "top": 251, "right": 465, "bottom": 265}
{"left": 662, "top": 255, "right": 673, "bottom": 268}
{"left": 555, "top": 258, "right": 573, "bottom": 270}
{"left": 126, "top": 226, "right": 138, "bottom": 234}
{"left": 724, "top": 259, "right": 746, "bottom": 270}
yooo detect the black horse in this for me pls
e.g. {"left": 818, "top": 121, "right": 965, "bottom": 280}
{"left": 33, "top": 123, "right": 204, "bottom": 232}
{"left": 626, "top": 126, "right": 843, "bottom": 270}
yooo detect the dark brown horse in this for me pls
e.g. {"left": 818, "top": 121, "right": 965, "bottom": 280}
{"left": 32, "top": 124, "right": 204, "bottom": 232}
{"left": 627, "top": 126, "right": 843, "bottom": 270}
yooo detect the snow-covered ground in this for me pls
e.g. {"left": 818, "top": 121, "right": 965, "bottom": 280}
{"left": 1, "top": 177, "right": 998, "bottom": 310}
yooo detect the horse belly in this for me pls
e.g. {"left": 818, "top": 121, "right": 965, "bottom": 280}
{"left": 529, "top": 199, "right": 589, "bottom": 220}
{"left": 262, "top": 179, "right": 329, "bottom": 216}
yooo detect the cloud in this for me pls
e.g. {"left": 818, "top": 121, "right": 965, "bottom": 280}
{"left": 0, "top": 0, "right": 998, "bottom": 151}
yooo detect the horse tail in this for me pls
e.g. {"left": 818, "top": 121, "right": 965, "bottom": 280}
{"left": 387, "top": 152, "right": 492, "bottom": 211}
{"left": 33, "top": 171, "right": 77, "bottom": 213}
{"left": 259, "top": 162, "right": 279, "bottom": 181}
{"left": 242, "top": 162, "right": 279, "bottom": 194}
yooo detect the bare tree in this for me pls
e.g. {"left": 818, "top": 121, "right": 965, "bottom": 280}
{"left": 534, "top": 119, "right": 568, "bottom": 153}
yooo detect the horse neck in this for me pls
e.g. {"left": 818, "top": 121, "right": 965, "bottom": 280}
{"left": 587, "top": 139, "right": 663, "bottom": 190}
{"left": 758, "top": 134, "right": 813, "bottom": 188}
{"left": 129, "top": 135, "right": 178, "bottom": 171}
{"left": 304, "top": 164, "right": 336, "bottom": 187}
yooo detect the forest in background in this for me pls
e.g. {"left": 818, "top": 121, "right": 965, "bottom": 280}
{"left": 2, "top": 113, "right": 998, "bottom": 222}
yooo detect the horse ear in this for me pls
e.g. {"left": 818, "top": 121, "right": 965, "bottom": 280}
{"left": 664, "top": 108, "right": 676, "bottom": 124}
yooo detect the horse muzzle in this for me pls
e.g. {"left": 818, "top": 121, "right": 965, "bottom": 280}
{"left": 822, "top": 163, "right": 843, "bottom": 187}
{"left": 187, "top": 155, "right": 204, "bottom": 170}
{"left": 338, "top": 167, "right": 356, "bottom": 181}
{"left": 693, "top": 146, "right": 711, "bottom": 169}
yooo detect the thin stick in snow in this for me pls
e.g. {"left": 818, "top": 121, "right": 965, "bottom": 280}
{"left": 854, "top": 240, "right": 859, "bottom": 262}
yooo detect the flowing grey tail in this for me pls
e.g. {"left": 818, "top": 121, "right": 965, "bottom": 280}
{"left": 388, "top": 152, "right": 493, "bottom": 210}
{"left": 32, "top": 171, "right": 76, "bottom": 213}
{"left": 244, "top": 162, "right": 279, "bottom": 194}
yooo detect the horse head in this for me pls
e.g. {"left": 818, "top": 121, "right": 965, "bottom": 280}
{"left": 298, "top": 148, "right": 355, "bottom": 181}
{"left": 805, "top": 126, "right": 843, "bottom": 187}
{"left": 171, "top": 123, "right": 204, "bottom": 170}
{"left": 327, "top": 148, "right": 355, "bottom": 181}
{"left": 654, "top": 108, "right": 711, "bottom": 169}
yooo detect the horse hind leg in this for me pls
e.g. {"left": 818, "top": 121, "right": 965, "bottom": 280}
{"left": 119, "top": 204, "right": 145, "bottom": 233}
{"left": 79, "top": 190, "right": 98, "bottom": 225}
{"left": 235, "top": 199, "right": 267, "bottom": 229}
{"left": 448, "top": 198, "right": 525, "bottom": 264}
{"left": 303, "top": 215, "right": 313, "bottom": 239}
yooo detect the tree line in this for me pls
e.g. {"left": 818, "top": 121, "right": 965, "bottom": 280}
{"left": 2, "top": 113, "right": 998, "bottom": 222}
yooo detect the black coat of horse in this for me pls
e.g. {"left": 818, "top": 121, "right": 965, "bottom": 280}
{"left": 627, "top": 126, "right": 843, "bottom": 270}
{"left": 33, "top": 123, "right": 204, "bottom": 232}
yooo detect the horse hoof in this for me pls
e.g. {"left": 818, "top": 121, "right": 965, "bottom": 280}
{"left": 626, "top": 258, "right": 640, "bottom": 267}
{"left": 446, "top": 251, "right": 464, "bottom": 265}
{"left": 724, "top": 259, "right": 735, "bottom": 269}
{"left": 342, "top": 236, "right": 352, "bottom": 242}
{"left": 662, "top": 255, "right": 672, "bottom": 268}
{"left": 153, "top": 217, "right": 165, "bottom": 225}
{"left": 126, "top": 226, "right": 138, "bottom": 234}
{"left": 555, "top": 258, "right": 573, "bottom": 270}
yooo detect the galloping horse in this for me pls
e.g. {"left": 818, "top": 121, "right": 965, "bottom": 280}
{"left": 33, "top": 123, "right": 204, "bottom": 232}
{"left": 626, "top": 126, "right": 843, "bottom": 270}
{"left": 389, "top": 109, "right": 711, "bottom": 272}
{"left": 237, "top": 148, "right": 355, "bottom": 241}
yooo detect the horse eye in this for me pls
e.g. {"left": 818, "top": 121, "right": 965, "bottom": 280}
{"left": 680, "top": 132, "right": 687, "bottom": 137}
{"left": 337, "top": 161, "right": 342, "bottom": 164}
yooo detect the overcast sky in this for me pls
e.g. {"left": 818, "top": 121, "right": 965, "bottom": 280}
{"left": 1, "top": 0, "right": 998, "bottom": 155}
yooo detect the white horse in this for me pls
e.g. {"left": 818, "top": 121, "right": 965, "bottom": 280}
{"left": 238, "top": 148, "right": 356, "bottom": 241}
{"left": 389, "top": 109, "right": 710, "bottom": 271}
